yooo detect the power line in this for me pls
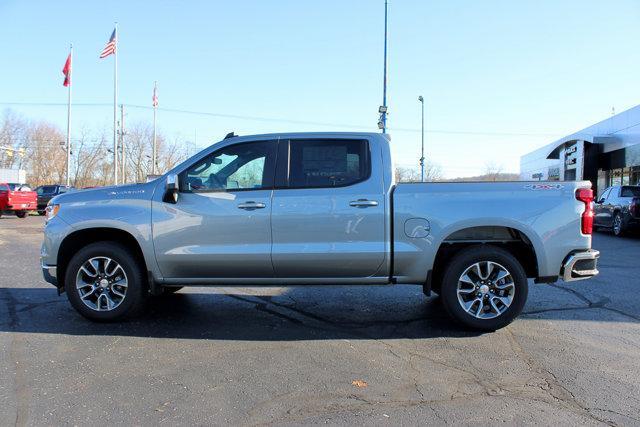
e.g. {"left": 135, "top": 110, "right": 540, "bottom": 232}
{"left": 0, "top": 101, "right": 563, "bottom": 138}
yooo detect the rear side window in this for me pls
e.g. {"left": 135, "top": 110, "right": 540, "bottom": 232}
{"left": 40, "top": 185, "right": 57, "bottom": 194}
{"left": 621, "top": 186, "right": 640, "bottom": 197}
{"left": 287, "top": 139, "right": 369, "bottom": 188}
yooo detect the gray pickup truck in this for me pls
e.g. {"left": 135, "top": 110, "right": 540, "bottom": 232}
{"left": 41, "top": 132, "right": 599, "bottom": 330}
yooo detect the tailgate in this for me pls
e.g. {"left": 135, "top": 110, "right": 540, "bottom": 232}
{"left": 8, "top": 191, "right": 37, "bottom": 207}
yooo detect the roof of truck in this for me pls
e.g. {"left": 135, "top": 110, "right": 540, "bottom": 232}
{"left": 221, "top": 131, "right": 390, "bottom": 142}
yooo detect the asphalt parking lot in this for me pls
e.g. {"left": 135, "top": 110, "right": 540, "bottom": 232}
{"left": 1, "top": 216, "right": 639, "bottom": 426}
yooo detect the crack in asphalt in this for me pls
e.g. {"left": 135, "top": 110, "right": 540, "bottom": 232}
{"left": 529, "top": 283, "right": 640, "bottom": 322}
{"left": 505, "top": 329, "right": 617, "bottom": 426}
{"left": 0, "top": 288, "right": 30, "bottom": 427}
{"left": 228, "top": 287, "right": 636, "bottom": 425}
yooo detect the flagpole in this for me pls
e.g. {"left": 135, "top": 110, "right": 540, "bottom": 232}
{"left": 113, "top": 22, "right": 119, "bottom": 185}
{"left": 66, "top": 44, "right": 73, "bottom": 187}
{"left": 152, "top": 81, "right": 157, "bottom": 176}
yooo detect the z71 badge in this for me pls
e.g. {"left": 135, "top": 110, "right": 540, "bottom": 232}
{"left": 524, "top": 183, "right": 564, "bottom": 190}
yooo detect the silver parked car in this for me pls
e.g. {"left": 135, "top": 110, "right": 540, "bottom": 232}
{"left": 41, "top": 132, "right": 599, "bottom": 331}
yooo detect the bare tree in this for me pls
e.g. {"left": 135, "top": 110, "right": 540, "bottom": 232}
{"left": 0, "top": 110, "right": 29, "bottom": 169}
{"left": 395, "top": 162, "right": 443, "bottom": 183}
{"left": 482, "top": 161, "right": 504, "bottom": 182}
{"left": 72, "top": 128, "right": 110, "bottom": 188}
{"left": 26, "top": 121, "right": 67, "bottom": 187}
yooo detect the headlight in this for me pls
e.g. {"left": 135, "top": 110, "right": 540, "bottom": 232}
{"left": 45, "top": 203, "right": 60, "bottom": 222}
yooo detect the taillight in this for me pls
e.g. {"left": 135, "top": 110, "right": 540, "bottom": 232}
{"left": 576, "top": 188, "right": 594, "bottom": 235}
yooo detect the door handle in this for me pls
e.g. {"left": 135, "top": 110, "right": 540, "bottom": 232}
{"left": 237, "top": 201, "right": 266, "bottom": 210}
{"left": 349, "top": 199, "right": 379, "bottom": 208}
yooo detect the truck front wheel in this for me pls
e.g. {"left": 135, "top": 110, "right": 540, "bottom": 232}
{"left": 64, "top": 242, "right": 147, "bottom": 322}
{"left": 16, "top": 211, "right": 27, "bottom": 218}
{"left": 440, "top": 245, "right": 528, "bottom": 331}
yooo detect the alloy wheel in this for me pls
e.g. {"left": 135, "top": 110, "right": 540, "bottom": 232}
{"left": 456, "top": 261, "right": 515, "bottom": 319}
{"left": 613, "top": 215, "right": 622, "bottom": 235}
{"left": 75, "top": 256, "right": 128, "bottom": 311}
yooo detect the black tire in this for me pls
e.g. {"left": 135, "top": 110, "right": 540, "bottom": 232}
{"left": 64, "top": 241, "right": 147, "bottom": 322}
{"left": 16, "top": 211, "right": 27, "bottom": 218}
{"left": 440, "top": 245, "right": 528, "bottom": 331}
{"left": 38, "top": 210, "right": 46, "bottom": 216}
{"left": 162, "top": 286, "right": 183, "bottom": 295}
{"left": 612, "top": 212, "right": 625, "bottom": 237}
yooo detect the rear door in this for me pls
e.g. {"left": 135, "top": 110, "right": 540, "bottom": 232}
{"left": 270, "top": 138, "right": 386, "bottom": 278}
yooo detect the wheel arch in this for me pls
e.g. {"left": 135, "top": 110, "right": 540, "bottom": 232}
{"left": 430, "top": 223, "right": 542, "bottom": 293}
{"left": 57, "top": 227, "right": 149, "bottom": 290}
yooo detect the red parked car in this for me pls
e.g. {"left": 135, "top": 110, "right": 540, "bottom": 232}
{"left": 0, "top": 183, "right": 37, "bottom": 218}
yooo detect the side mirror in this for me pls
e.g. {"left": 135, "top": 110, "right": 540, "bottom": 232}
{"left": 163, "top": 174, "right": 179, "bottom": 204}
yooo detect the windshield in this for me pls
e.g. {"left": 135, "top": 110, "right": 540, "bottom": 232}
{"left": 37, "top": 185, "right": 57, "bottom": 195}
{"left": 621, "top": 186, "right": 640, "bottom": 197}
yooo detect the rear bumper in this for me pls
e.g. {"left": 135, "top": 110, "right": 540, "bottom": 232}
{"left": 561, "top": 250, "right": 599, "bottom": 282}
{"left": 41, "top": 262, "right": 58, "bottom": 287}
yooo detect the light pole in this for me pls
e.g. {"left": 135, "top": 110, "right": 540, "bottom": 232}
{"left": 418, "top": 95, "right": 425, "bottom": 182}
{"left": 378, "top": 0, "right": 389, "bottom": 133}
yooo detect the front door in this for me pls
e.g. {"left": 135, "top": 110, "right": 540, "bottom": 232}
{"left": 153, "top": 140, "right": 277, "bottom": 279}
{"left": 270, "top": 138, "right": 386, "bottom": 278}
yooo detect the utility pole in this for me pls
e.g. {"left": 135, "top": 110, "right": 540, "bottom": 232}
{"left": 378, "top": 0, "right": 389, "bottom": 133}
{"left": 119, "top": 104, "right": 126, "bottom": 183}
{"left": 418, "top": 96, "right": 425, "bottom": 182}
{"left": 152, "top": 81, "right": 158, "bottom": 175}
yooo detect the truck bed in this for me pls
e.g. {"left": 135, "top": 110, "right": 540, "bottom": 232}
{"left": 392, "top": 181, "right": 592, "bottom": 283}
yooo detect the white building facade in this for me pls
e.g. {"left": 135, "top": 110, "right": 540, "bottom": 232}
{"left": 520, "top": 105, "right": 640, "bottom": 198}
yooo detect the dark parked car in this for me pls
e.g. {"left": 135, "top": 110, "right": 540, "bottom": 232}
{"left": 594, "top": 185, "right": 640, "bottom": 236}
{"left": 35, "top": 185, "right": 73, "bottom": 215}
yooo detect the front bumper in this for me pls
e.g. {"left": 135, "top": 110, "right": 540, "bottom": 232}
{"left": 561, "top": 250, "right": 599, "bottom": 282}
{"left": 41, "top": 262, "right": 58, "bottom": 286}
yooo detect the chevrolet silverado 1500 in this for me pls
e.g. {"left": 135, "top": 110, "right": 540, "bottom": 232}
{"left": 41, "top": 132, "right": 599, "bottom": 330}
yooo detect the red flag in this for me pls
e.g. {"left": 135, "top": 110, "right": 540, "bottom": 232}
{"left": 62, "top": 53, "right": 72, "bottom": 87}
{"left": 152, "top": 84, "right": 158, "bottom": 107}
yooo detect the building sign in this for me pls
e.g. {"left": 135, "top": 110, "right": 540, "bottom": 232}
{"left": 548, "top": 167, "right": 560, "bottom": 180}
{"left": 531, "top": 172, "right": 543, "bottom": 180}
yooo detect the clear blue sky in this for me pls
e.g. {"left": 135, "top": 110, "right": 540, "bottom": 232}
{"left": 2, "top": 0, "right": 639, "bottom": 177}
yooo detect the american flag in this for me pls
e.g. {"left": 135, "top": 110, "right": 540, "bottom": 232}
{"left": 152, "top": 84, "right": 158, "bottom": 107}
{"left": 99, "top": 29, "right": 116, "bottom": 58}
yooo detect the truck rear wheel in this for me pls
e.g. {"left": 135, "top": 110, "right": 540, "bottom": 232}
{"left": 64, "top": 242, "right": 147, "bottom": 322}
{"left": 16, "top": 211, "right": 27, "bottom": 218}
{"left": 440, "top": 245, "right": 528, "bottom": 331}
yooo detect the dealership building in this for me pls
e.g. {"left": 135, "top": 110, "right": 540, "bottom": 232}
{"left": 520, "top": 105, "right": 640, "bottom": 197}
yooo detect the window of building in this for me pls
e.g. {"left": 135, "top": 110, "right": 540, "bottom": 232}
{"left": 611, "top": 169, "right": 622, "bottom": 186}
{"left": 631, "top": 166, "right": 640, "bottom": 186}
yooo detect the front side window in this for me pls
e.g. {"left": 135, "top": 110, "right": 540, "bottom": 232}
{"left": 287, "top": 139, "right": 369, "bottom": 188}
{"left": 181, "top": 141, "right": 275, "bottom": 192}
